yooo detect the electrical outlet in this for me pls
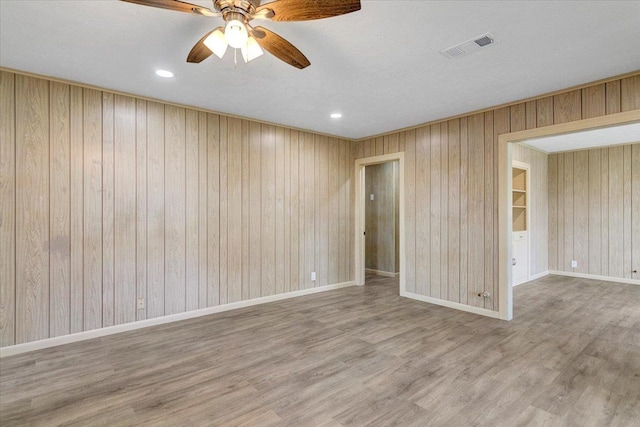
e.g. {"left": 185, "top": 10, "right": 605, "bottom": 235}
{"left": 370, "top": 193, "right": 375, "bottom": 201}
{"left": 311, "top": 272, "right": 316, "bottom": 281}
{"left": 137, "top": 298, "right": 145, "bottom": 310}
{"left": 571, "top": 260, "right": 578, "bottom": 268}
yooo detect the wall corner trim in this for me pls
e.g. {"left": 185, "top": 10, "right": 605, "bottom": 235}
{"left": 0, "top": 281, "right": 356, "bottom": 358}
{"left": 400, "top": 291, "right": 504, "bottom": 320}
{"left": 549, "top": 271, "right": 640, "bottom": 286}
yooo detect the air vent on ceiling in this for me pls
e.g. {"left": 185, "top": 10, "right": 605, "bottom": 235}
{"left": 440, "top": 33, "right": 497, "bottom": 59}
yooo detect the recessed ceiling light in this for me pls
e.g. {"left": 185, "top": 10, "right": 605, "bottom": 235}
{"left": 330, "top": 113, "right": 342, "bottom": 119}
{"left": 155, "top": 69, "right": 174, "bottom": 78}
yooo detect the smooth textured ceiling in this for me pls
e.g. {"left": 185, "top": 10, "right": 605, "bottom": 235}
{"left": 520, "top": 123, "right": 640, "bottom": 153}
{"left": 1, "top": 1, "right": 639, "bottom": 139}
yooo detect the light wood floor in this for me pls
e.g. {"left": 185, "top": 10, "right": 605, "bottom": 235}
{"left": 1, "top": 274, "right": 639, "bottom": 426}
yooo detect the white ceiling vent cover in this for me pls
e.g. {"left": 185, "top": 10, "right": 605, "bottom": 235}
{"left": 441, "top": 33, "right": 497, "bottom": 59}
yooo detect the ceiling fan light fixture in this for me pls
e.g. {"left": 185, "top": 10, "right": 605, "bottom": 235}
{"left": 204, "top": 28, "right": 228, "bottom": 59}
{"left": 225, "top": 19, "right": 248, "bottom": 49}
{"left": 241, "top": 37, "right": 264, "bottom": 62}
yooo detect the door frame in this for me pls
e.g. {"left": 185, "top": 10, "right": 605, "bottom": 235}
{"left": 354, "top": 152, "right": 405, "bottom": 293}
{"left": 498, "top": 110, "right": 640, "bottom": 321}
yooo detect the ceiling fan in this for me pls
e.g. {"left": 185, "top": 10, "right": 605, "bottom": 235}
{"left": 121, "top": 0, "right": 361, "bottom": 69}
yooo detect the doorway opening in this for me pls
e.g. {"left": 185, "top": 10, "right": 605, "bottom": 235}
{"left": 498, "top": 110, "right": 640, "bottom": 321}
{"left": 355, "top": 152, "right": 405, "bottom": 293}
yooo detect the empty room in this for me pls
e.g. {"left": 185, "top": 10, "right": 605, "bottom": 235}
{"left": 1, "top": 1, "right": 639, "bottom": 426}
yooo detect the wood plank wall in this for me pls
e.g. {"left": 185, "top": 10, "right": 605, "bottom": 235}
{"left": 355, "top": 74, "right": 640, "bottom": 311}
{"left": 548, "top": 143, "right": 639, "bottom": 279}
{"left": 512, "top": 144, "right": 549, "bottom": 276}
{"left": 0, "top": 71, "right": 354, "bottom": 347}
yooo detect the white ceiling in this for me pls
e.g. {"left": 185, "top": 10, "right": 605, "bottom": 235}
{"left": 1, "top": 1, "right": 639, "bottom": 140}
{"left": 520, "top": 122, "right": 640, "bottom": 153}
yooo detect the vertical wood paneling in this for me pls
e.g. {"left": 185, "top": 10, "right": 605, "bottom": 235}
{"left": 447, "top": 120, "right": 460, "bottom": 303}
{"left": 601, "top": 148, "right": 609, "bottom": 275}
{"left": 3, "top": 71, "right": 356, "bottom": 347}
{"left": 608, "top": 147, "right": 624, "bottom": 277}
{"left": 440, "top": 122, "right": 449, "bottom": 300}
{"left": 0, "top": 71, "right": 16, "bottom": 346}
{"left": 429, "top": 124, "right": 442, "bottom": 299}
{"left": 69, "top": 86, "right": 84, "bottom": 332}
{"left": 338, "top": 138, "right": 347, "bottom": 283}
{"left": 83, "top": 89, "right": 102, "bottom": 330}
{"left": 563, "top": 152, "right": 574, "bottom": 272}
{"left": 290, "top": 130, "right": 300, "bottom": 291}
{"left": 113, "top": 95, "right": 136, "bottom": 325}
{"left": 261, "top": 125, "right": 276, "bottom": 296}
{"left": 549, "top": 144, "right": 638, "bottom": 279}
{"left": 275, "top": 127, "right": 285, "bottom": 294}
{"left": 510, "top": 103, "right": 526, "bottom": 132}
{"left": 620, "top": 76, "right": 640, "bottom": 111}
{"left": 207, "top": 114, "right": 220, "bottom": 306}
{"left": 459, "top": 118, "right": 468, "bottom": 305}
{"left": 135, "top": 100, "right": 148, "bottom": 320}
{"left": 249, "top": 121, "right": 261, "bottom": 298}
{"left": 219, "top": 117, "right": 228, "bottom": 305}
{"left": 102, "top": 93, "right": 115, "bottom": 327}
{"left": 227, "top": 118, "right": 242, "bottom": 303}
{"left": 606, "top": 81, "right": 621, "bottom": 114}
{"left": 415, "top": 126, "right": 430, "bottom": 296}
{"left": 146, "top": 101, "right": 165, "bottom": 318}
{"left": 588, "top": 149, "right": 601, "bottom": 275}
{"left": 304, "top": 133, "right": 315, "bottom": 289}
{"left": 317, "top": 136, "right": 329, "bottom": 287}
{"left": 536, "top": 97, "right": 554, "bottom": 127}
{"left": 468, "top": 114, "right": 484, "bottom": 307}
{"left": 49, "top": 82, "right": 71, "bottom": 337}
{"left": 185, "top": 109, "right": 200, "bottom": 310}
{"left": 15, "top": 75, "right": 50, "bottom": 343}
{"left": 199, "top": 112, "right": 209, "bottom": 307}
{"left": 241, "top": 119, "right": 250, "bottom": 299}
{"left": 582, "top": 84, "right": 606, "bottom": 119}
{"left": 548, "top": 155, "right": 558, "bottom": 271}
{"left": 328, "top": 138, "right": 339, "bottom": 284}
{"left": 164, "top": 106, "right": 186, "bottom": 315}
{"left": 623, "top": 145, "right": 632, "bottom": 279}
{"left": 404, "top": 130, "right": 416, "bottom": 294}
{"left": 553, "top": 90, "right": 581, "bottom": 124}
{"left": 573, "top": 151, "right": 588, "bottom": 273}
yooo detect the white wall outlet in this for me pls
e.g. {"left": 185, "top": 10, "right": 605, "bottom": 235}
{"left": 311, "top": 272, "right": 316, "bottom": 281}
{"left": 137, "top": 298, "right": 145, "bottom": 310}
{"left": 571, "top": 260, "right": 578, "bottom": 268}
{"left": 370, "top": 193, "right": 375, "bottom": 201}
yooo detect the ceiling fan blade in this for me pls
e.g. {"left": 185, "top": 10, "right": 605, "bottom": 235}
{"left": 252, "top": 26, "right": 310, "bottom": 69}
{"left": 120, "top": 0, "right": 217, "bottom": 16}
{"left": 255, "top": 0, "right": 360, "bottom": 22}
{"left": 187, "top": 30, "right": 216, "bottom": 63}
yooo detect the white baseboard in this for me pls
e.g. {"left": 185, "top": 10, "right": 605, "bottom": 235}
{"left": 549, "top": 271, "right": 640, "bottom": 285}
{"left": 400, "top": 291, "right": 503, "bottom": 320}
{"left": 514, "top": 270, "right": 550, "bottom": 286}
{"left": 365, "top": 268, "right": 399, "bottom": 278}
{"left": 0, "top": 281, "right": 355, "bottom": 358}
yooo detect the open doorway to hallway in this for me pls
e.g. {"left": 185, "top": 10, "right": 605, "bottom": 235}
{"left": 364, "top": 161, "right": 400, "bottom": 286}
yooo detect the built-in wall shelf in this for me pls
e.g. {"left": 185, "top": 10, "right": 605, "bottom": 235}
{"left": 512, "top": 167, "right": 527, "bottom": 232}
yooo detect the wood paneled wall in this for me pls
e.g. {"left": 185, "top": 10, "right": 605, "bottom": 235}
{"left": 0, "top": 71, "right": 354, "bottom": 347}
{"left": 548, "top": 143, "right": 639, "bottom": 279}
{"left": 356, "top": 74, "right": 640, "bottom": 311}
{"left": 365, "top": 162, "right": 399, "bottom": 273}
{"left": 512, "top": 144, "right": 549, "bottom": 276}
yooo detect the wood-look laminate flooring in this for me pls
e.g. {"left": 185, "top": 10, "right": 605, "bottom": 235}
{"left": 1, "top": 274, "right": 639, "bottom": 426}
